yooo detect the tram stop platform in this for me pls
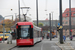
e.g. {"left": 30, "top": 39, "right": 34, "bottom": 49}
{"left": 56, "top": 42, "right": 74, "bottom": 50}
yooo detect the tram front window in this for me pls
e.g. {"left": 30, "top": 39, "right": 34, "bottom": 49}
{"left": 21, "top": 28, "right": 29, "bottom": 38}
{"left": 18, "top": 25, "right": 30, "bottom": 39}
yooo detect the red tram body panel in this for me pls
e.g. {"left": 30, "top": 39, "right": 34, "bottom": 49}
{"left": 17, "top": 39, "right": 34, "bottom": 46}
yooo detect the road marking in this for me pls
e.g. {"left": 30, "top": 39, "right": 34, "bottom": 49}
{"left": 41, "top": 43, "right": 44, "bottom": 50}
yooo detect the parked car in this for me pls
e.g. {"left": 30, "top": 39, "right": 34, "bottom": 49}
{"left": 0, "top": 33, "right": 11, "bottom": 40}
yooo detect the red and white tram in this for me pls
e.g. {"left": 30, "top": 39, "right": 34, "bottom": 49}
{"left": 16, "top": 22, "right": 42, "bottom": 46}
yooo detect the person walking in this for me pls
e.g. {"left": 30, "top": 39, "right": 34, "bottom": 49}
{"left": 63, "top": 35, "right": 66, "bottom": 41}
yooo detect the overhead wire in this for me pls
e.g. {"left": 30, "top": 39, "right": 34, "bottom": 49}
{"left": 45, "top": 0, "right": 47, "bottom": 11}
{"left": 21, "top": 0, "right": 26, "bottom": 14}
{"left": 45, "top": 0, "right": 48, "bottom": 19}
{"left": 22, "top": 0, "right": 26, "bottom": 7}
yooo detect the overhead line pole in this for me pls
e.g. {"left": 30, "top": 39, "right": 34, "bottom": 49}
{"left": 56, "top": 20, "right": 57, "bottom": 38}
{"left": 69, "top": 0, "right": 72, "bottom": 40}
{"left": 36, "top": 0, "right": 38, "bottom": 26}
{"left": 18, "top": 0, "right": 21, "bottom": 22}
{"left": 59, "top": 0, "right": 63, "bottom": 44}
{"left": 52, "top": 12, "right": 53, "bottom": 31}
{"left": 49, "top": 13, "right": 52, "bottom": 41}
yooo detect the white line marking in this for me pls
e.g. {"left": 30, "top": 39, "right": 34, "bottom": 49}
{"left": 41, "top": 43, "right": 44, "bottom": 50}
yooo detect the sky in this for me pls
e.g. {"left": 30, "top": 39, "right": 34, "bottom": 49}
{"left": 0, "top": 0, "right": 75, "bottom": 20}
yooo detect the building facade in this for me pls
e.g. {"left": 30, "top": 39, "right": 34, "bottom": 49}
{"left": 62, "top": 8, "right": 75, "bottom": 36}
{"left": 63, "top": 8, "right": 75, "bottom": 26}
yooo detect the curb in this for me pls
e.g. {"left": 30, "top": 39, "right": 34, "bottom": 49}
{"left": 55, "top": 43, "right": 63, "bottom": 50}
{"left": 9, "top": 46, "right": 17, "bottom": 50}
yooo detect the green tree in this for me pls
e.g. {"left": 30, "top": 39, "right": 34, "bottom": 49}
{"left": 33, "top": 23, "right": 36, "bottom": 26}
{"left": 38, "top": 23, "right": 43, "bottom": 27}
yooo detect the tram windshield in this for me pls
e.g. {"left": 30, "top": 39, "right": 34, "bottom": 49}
{"left": 21, "top": 28, "right": 29, "bottom": 37}
{"left": 17, "top": 25, "right": 30, "bottom": 39}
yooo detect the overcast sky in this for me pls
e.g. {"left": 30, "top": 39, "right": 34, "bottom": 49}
{"left": 0, "top": 0, "right": 75, "bottom": 20}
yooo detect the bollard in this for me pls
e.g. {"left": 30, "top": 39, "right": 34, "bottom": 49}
{"left": 7, "top": 35, "right": 12, "bottom": 44}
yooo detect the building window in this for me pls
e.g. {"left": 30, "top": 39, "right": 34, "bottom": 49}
{"left": 65, "top": 22, "right": 68, "bottom": 24}
{"left": 65, "top": 17, "right": 68, "bottom": 20}
{"left": 73, "top": 13, "right": 75, "bottom": 16}
{"left": 66, "top": 14, "right": 68, "bottom": 16}
{"left": 73, "top": 17, "right": 75, "bottom": 20}
{"left": 63, "top": 18, "right": 64, "bottom": 20}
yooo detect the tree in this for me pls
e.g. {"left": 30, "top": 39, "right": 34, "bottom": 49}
{"left": 38, "top": 23, "right": 43, "bottom": 27}
{"left": 33, "top": 23, "right": 37, "bottom": 26}
{"left": 13, "top": 18, "right": 19, "bottom": 24}
{"left": 0, "top": 19, "right": 14, "bottom": 31}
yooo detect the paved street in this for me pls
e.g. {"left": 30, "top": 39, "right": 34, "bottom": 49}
{"left": 0, "top": 37, "right": 75, "bottom": 50}
{"left": 10, "top": 38, "right": 61, "bottom": 50}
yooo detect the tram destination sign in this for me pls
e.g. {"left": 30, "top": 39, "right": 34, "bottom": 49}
{"left": 21, "top": 25, "right": 29, "bottom": 28}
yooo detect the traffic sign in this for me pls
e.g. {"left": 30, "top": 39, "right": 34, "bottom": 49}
{"left": 58, "top": 23, "right": 60, "bottom": 26}
{"left": 59, "top": 26, "right": 63, "bottom": 29}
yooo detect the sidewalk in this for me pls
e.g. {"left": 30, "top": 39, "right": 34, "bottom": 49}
{"left": 0, "top": 41, "right": 16, "bottom": 50}
{"left": 56, "top": 42, "right": 74, "bottom": 50}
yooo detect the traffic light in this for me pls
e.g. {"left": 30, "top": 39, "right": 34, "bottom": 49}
{"left": 57, "top": 26, "right": 60, "bottom": 31}
{"left": 57, "top": 27, "right": 59, "bottom": 31}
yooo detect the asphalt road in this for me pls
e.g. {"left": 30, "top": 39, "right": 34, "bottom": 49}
{"left": 11, "top": 39, "right": 61, "bottom": 50}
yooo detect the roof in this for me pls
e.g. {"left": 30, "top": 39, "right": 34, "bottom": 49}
{"left": 62, "top": 8, "right": 75, "bottom": 17}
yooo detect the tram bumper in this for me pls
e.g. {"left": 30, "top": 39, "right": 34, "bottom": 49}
{"left": 17, "top": 39, "right": 34, "bottom": 46}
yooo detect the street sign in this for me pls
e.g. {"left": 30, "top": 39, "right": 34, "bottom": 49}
{"left": 58, "top": 23, "right": 60, "bottom": 26}
{"left": 59, "top": 26, "right": 63, "bottom": 29}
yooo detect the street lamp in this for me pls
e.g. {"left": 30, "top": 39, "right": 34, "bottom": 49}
{"left": 2, "top": 15, "right": 13, "bottom": 43}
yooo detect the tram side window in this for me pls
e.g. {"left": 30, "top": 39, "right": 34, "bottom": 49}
{"left": 37, "top": 31, "right": 39, "bottom": 37}
{"left": 39, "top": 31, "right": 41, "bottom": 37}
{"left": 34, "top": 30, "right": 37, "bottom": 38}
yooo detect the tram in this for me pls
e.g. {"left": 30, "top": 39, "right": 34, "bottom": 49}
{"left": 16, "top": 22, "right": 42, "bottom": 46}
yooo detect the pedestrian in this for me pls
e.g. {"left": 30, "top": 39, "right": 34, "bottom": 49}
{"left": 70, "top": 36, "right": 73, "bottom": 41}
{"left": 63, "top": 35, "right": 66, "bottom": 41}
{"left": 0, "top": 38, "right": 2, "bottom": 43}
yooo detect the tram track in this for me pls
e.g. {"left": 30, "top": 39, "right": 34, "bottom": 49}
{"left": 9, "top": 46, "right": 31, "bottom": 50}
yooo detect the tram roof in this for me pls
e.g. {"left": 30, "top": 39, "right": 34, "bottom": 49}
{"left": 17, "top": 22, "right": 33, "bottom": 25}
